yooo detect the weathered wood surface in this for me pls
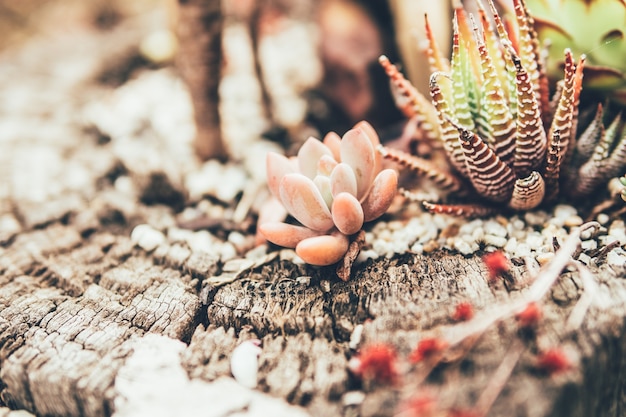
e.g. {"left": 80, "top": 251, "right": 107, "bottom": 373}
{"left": 1, "top": 8, "right": 626, "bottom": 417}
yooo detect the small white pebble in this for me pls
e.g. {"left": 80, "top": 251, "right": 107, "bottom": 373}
{"left": 114, "top": 176, "right": 135, "bottom": 195}
{"left": 607, "top": 248, "right": 626, "bottom": 274}
{"left": 578, "top": 253, "right": 592, "bottom": 265}
{"left": 600, "top": 235, "right": 619, "bottom": 246}
{"left": 564, "top": 215, "right": 583, "bottom": 228}
{"left": 391, "top": 240, "right": 409, "bottom": 254}
{"left": 139, "top": 29, "right": 177, "bottom": 64}
{"left": 525, "top": 232, "right": 545, "bottom": 250}
{"left": 131, "top": 224, "right": 166, "bottom": 252}
{"left": 459, "top": 219, "right": 482, "bottom": 236}
{"left": 553, "top": 204, "right": 578, "bottom": 222}
{"left": 472, "top": 227, "right": 485, "bottom": 242}
{"left": 219, "top": 242, "right": 238, "bottom": 261}
{"left": 514, "top": 242, "right": 532, "bottom": 258}
{"left": 167, "top": 227, "right": 195, "bottom": 243}
{"left": 349, "top": 324, "right": 364, "bottom": 350}
{"left": 538, "top": 243, "right": 554, "bottom": 254}
{"left": 296, "top": 276, "right": 311, "bottom": 286}
{"left": 342, "top": 391, "right": 366, "bottom": 407}
{"left": 432, "top": 214, "right": 450, "bottom": 230}
{"left": 387, "top": 220, "right": 405, "bottom": 231}
{"left": 356, "top": 249, "right": 379, "bottom": 263}
{"left": 231, "top": 339, "right": 262, "bottom": 389}
{"left": 536, "top": 252, "right": 555, "bottom": 266}
{"left": 579, "top": 228, "right": 594, "bottom": 241}
{"left": 608, "top": 220, "right": 626, "bottom": 243}
{"left": 185, "top": 230, "right": 216, "bottom": 252}
{"left": 418, "top": 222, "right": 439, "bottom": 243}
{"left": 377, "top": 229, "right": 392, "bottom": 241}
{"left": 228, "top": 231, "right": 247, "bottom": 247}
{"left": 244, "top": 244, "right": 268, "bottom": 260}
{"left": 484, "top": 219, "right": 507, "bottom": 237}
{"left": 581, "top": 239, "right": 597, "bottom": 251}
{"left": 596, "top": 213, "right": 610, "bottom": 226}
{"left": 410, "top": 242, "right": 424, "bottom": 254}
{"left": 460, "top": 233, "right": 475, "bottom": 244}
{"left": 524, "top": 210, "right": 547, "bottom": 226}
{"left": 0, "top": 214, "right": 21, "bottom": 235}
{"left": 541, "top": 223, "right": 564, "bottom": 240}
{"left": 484, "top": 234, "right": 507, "bottom": 248}
{"left": 454, "top": 238, "right": 477, "bottom": 255}
{"left": 509, "top": 217, "right": 526, "bottom": 231}
{"left": 504, "top": 237, "right": 518, "bottom": 253}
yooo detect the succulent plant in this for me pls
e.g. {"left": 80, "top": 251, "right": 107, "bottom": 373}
{"left": 525, "top": 0, "right": 626, "bottom": 105}
{"left": 378, "top": 0, "right": 626, "bottom": 217}
{"left": 259, "top": 121, "right": 398, "bottom": 266}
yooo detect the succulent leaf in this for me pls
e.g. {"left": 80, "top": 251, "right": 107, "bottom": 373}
{"left": 546, "top": 50, "right": 578, "bottom": 162}
{"left": 332, "top": 192, "right": 364, "bottom": 235}
{"left": 424, "top": 13, "right": 450, "bottom": 75}
{"left": 472, "top": 15, "right": 517, "bottom": 168}
{"left": 512, "top": 0, "right": 551, "bottom": 120}
{"left": 430, "top": 72, "right": 469, "bottom": 177}
{"left": 543, "top": 130, "right": 563, "bottom": 202}
{"left": 298, "top": 137, "right": 334, "bottom": 179}
{"left": 340, "top": 128, "right": 376, "bottom": 200}
{"left": 509, "top": 171, "right": 545, "bottom": 210}
{"left": 258, "top": 222, "right": 323, "bottom": 249}
{"left": 362, "top": 169, "right": 398, "bottom": 222}
{"left": 279, "top": 173, "right": 334, "bottom": 232}
{"left": 322, "top": 131, "right": 342, "bottom": 161}
{"left": 378, "top": 145, "right": 464, "bottom": 193}
{"left": 450, "top": 14, "right": 476, "bottom": 132}
{"left": 354, "top": 120, "right": 384, "bottom": 174}
{"left": 574, "top": 103, "right": 605, "bottom": 163}
{"left": 295, "top": 232, "right": 350, "bottom": 266}
{"left": 330, "top": 163, "right": 358, "bottom": 197}
{"left": 317, "top": 154, "right": 338, "bottom": 176}
{"left": 314, "top": 175, "right": 334, "bottom": 209}
{"left": 457, "top": 122, "right": 516, "bottom": 203}
{"left": 266, "top": 152, "right": 297, "bottom": 199}
{"left": 509, "top": 43, "right": 547, "bottom": 177}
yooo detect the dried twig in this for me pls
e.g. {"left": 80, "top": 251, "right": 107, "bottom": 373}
{"left": 473, "top": 339, "right": 526, "bottom": 417}
{"left": 565, "top": 261, "right": 599, "bottom": 331}
{"left": 442, "top": 222, "right": 598, "bottom": 348}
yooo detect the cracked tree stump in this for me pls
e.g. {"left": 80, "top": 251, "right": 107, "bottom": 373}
{"left": 0, "top": 6, "right": 625, "bottom": 417}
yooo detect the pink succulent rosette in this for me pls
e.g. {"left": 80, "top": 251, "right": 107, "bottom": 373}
{"left": 259, "top": 121, "right": 398, "bottom": 266}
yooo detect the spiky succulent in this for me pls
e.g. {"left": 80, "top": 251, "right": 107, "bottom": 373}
{"left": 379, "top": 0, "right": 626, "bottom": 217}
{"left": 259, "top": 121, "right": 398, "bottom": 266}
{"left": 525, "top": 0, "right": 626, "bottom": 105}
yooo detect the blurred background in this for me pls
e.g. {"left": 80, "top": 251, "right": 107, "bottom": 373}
{"left": 0, "top": 0, "right": 453, "bottom": 159}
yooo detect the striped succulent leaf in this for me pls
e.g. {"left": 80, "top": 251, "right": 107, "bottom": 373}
{"left": 377, "top": 0, "right": 626, "bottom": 216}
